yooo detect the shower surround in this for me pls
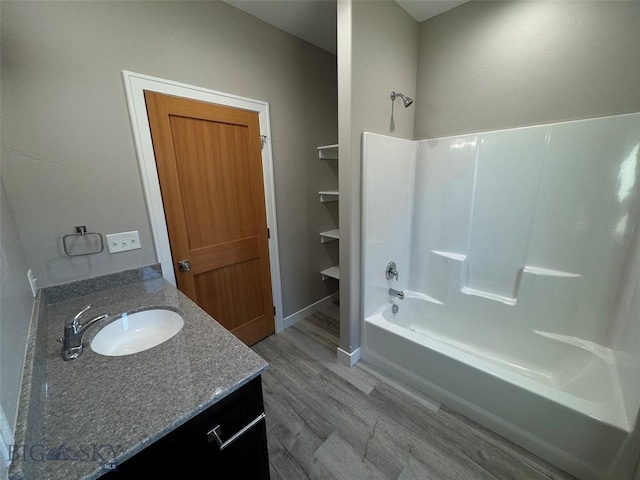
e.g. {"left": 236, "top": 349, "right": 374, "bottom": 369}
{"left": 361, "top": 113, "right": 640, "bottom": 480}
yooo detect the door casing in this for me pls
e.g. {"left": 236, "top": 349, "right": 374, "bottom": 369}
{"left": 122, "top": 70, "right": 284, "bottom": 332}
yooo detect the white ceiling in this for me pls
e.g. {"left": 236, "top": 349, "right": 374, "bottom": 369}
{"left": 224, "top": 0, "right": 338, "bottom": 54}
{"left": 395, "top": 0, "right": 467, "bottom": 22}
{"left": 223, "top": 0, "right": 467, "bottom": 55}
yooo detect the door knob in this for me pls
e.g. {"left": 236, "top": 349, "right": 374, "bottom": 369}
{"left": 178, "top": 260, "right": 191, "bottom": 272}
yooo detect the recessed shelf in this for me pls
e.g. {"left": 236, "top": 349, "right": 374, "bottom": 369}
{"left": 318, "top": 144, "right": 339, "bottom": 160}
{"left": 319, "top": 190, "right": 339, "bottom": 202}
{"left": 320, "top": 229, "right": 340, "bottom": 243}
{"left": 318, "top": 143, "right": 339, "bottom": 281}
{"left": 522, "top": 266, "right": 581, "bottom": 278}
{"left": 321, "top": 265, "right": 340, "bottom": 281}
{"left": 461, "top": 286, "right": 517, "bottom": 306}
{"left": 431, "top": 250, "right": 467, "bottom": 261}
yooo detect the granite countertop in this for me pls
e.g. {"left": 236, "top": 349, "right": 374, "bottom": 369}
{"left": 10, "top": 265, "right": 268, "bottom": 480}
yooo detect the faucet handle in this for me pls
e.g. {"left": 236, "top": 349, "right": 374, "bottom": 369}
{"left": 67, "top": 304, "right": 92, "bottom": 325}
{"left": 386, "top": 262, "right": 398, "bottom": 281}
{"left": 90, "top": 313, "right": 110, "bottom": 324}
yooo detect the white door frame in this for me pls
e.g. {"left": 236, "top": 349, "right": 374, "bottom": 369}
{"left": 121, "top": 70, "right": 284, "bottom": 332}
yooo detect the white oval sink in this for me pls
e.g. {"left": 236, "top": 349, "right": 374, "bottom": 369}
{"left": 90, "top": 309, "right": 184, "bottom": 357}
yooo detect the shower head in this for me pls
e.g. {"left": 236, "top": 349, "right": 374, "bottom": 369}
{"left": 391, "top": 91, "right": 413, "bottom": 108}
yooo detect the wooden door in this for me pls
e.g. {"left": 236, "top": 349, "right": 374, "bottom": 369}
{"left": 145, "top": 91, "right": 274, "bottom": 345}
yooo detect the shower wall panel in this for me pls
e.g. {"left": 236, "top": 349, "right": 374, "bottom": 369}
{"left": 409, "top": 136, "right": 476, "bottom": 302}
{"left": 525, "top": 115, "right": 640, "bottom": 344}
{"left": 362, "top": 133, "right": 416, "bottom": 318}
{"left": 465, "top": 126, "right": 548, "bottom": 303}
{"left": 408, "top": 113, "right": 640, "bottom": 347}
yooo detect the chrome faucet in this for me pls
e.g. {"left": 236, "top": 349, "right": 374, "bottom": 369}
{"left": 386, "top": 262, "right": 398, "bottom": 281}
{"left": 58, "top": 304, "right": 109, "bottom": 361}
{"left": 389, "top": 288, "right": 404, "bottom": 300}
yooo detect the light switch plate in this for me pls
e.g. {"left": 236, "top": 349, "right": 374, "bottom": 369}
{"left": 106, "top": 231, "right": 142, "bottom": 254}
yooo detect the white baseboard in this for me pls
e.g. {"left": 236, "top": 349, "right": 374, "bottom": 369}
{"left": 337, "top": 346, "right": 361, "bottom": 367}
{"left": 281, "top": 291, "right": 339, "bottom": 331}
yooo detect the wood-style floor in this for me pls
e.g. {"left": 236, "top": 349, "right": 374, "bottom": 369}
{"left": 253, "top": 303, "right": 576, "bottom": 480}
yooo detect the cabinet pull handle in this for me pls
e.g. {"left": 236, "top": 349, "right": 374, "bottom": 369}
{"left": 207, "top": 412, "right": 266, "bottom": 451}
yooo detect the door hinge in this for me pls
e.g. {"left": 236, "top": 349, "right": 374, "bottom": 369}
{"left": 273, "top": 306, "right": 276, "bottom": 315}
{"left": 260, "top": 135, "right": 267, "bottom": 149}
{"left": 267, "top": 227, "right": 270, "bottom": 239}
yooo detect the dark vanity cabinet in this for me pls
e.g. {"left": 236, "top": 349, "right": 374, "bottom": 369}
{"left": 103, "top": 377, "right": 269, "bottom": 479}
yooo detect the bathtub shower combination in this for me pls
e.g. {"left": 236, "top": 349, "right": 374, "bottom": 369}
{"left": 361, "top": 113, "right": 640, "bottom": 480}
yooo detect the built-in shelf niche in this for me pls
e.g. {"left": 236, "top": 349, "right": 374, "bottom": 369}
{"left": 318, "top": 143, "right": 339, "bottom": 281}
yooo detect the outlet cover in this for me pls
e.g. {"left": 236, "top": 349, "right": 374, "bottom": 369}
{"left": 106, "top": 231, "right": 142, "bottom": 254}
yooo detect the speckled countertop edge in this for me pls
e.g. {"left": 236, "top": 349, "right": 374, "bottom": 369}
{"left": 9, "top": 265, "right": 268, "bottom": 480}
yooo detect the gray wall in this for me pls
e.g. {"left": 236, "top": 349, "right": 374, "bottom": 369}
{"left": 0, "top": 175, "right": 33, "bottom": 449}
{"left": 338, "top": 0, "right": 418, "bottom": 356}
{"left": 1, "top": 1, "right": 338, "bottom": 318}
{"left": 415, "top": 1, "right": 640, "bottom": 139}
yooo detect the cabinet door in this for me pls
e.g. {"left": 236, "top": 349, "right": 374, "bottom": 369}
{"left": 103, "top": 377, "right": 269, "bottom": 479}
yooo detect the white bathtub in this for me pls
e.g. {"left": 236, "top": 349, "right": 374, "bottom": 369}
{"left": 363, "top": 294, "right": 640, "bottom": 480}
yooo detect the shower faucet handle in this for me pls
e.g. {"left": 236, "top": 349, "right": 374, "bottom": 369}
{"left": 386, "top": 262, "right": 398, "bottom": 281}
